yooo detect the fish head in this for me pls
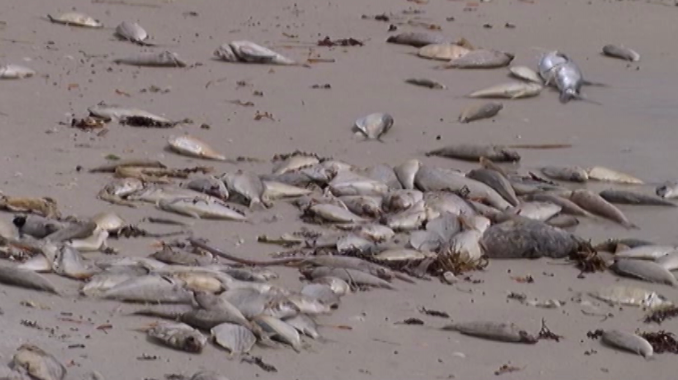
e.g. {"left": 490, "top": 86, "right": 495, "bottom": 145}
{"left": 518, "top": 330, "right": 539, "bottom": 344}
{"left": 183, "top": 334, "right": 205, "bottom": 353}
{"left": 644, "top": 293, "right": 671, "bottom": 310}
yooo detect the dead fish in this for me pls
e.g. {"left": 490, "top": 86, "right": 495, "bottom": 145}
{"left": 68, "top": 228, "right": 109, "bottom": 252}
{"left": 228, "top": 40, "right": 299, "bottom": 65}
{"left": 213, "top": 43, "right": 240, "bottom": 62}
{"left": 88, "top": 103, "right": 173, "bottom": 124}
{"left": 311, "top": 276, "right": 351, "bottom": 296}
{"left": 570, "top": 189, "right": 636, "bottom": 229}
{"left": 0, "top": 218, "right": 18, "bottom": 240}
{"left": 151, "top": 246, "right": 213, "bottom": 266}
{"left": 449, "top": 230, "right": 484, "bottom": 261}
{"left": 353, "top": 113, "right": 394, "bottom": 140}
{"left": 131, "top": 304, "right": 196, "bottom": 320}
{"left": 13, "top": 215, "right": 66, "bottom": 239}
{"left": 467, "top": 168, "right": 519, "bottom": 206}
{"left": 113, "top": 51, "right": 187, "bottom": 67}
{"left": 538, "top": 50, "right": 570, "bottom": 84}
{"left": 405, "top": 78, "right": 446, "bottom": 89}
{"left": 253, "top": 315, "right": 304, "bottom": 352}
{"left": 481, "top": 218, "right": 580, "bottom": 259}
{"left": 102, "top": 275, "right": 194, "bottom": 304}
{"left": 286, "top": 293, "right": 332, "bottom": 315}
{"left": 0, "top": 64, "right": 36, "bottom": 79}
{"left": 47, "top": 12, "right": 102, "bottom": 28}
{"left": 273, "top": 155, "right": 320, "bottom": 175}
{"left": 615, "top": 245, "right": 677, "bottom": 260}
{"left": 11, "top": 344, "right": 66, "bottom": 380}
{"left": 115, "top": 21, "right": 151, "bottom": 45}
{"left": 427, "top": 212, "right": 462, "bottom": 241}
{"left": 656, "top": 252, "right": 678, "bottom": 271}
{"left": 53, "top": 245, "right": 100, "bottom": 280}
{"left": 362, "top": 164, "right": 402, "bottom": 190}
{"left": 589, "top": 285, "right": 672, "bottom": 308}
{"left": 540, "top": 166, "right": 588, "bottom": 182}
{"left": 146, "top": 321, "right": 207, "bottom": 353}
{"left": 339, "top": 195, "right": 382, "bottom": 218}
{"left": 442, "top": 321, "right": 537, "bottom": 344}
{"left": 185, "top": 176, "right": 229, "bottom": 200}
{"left": 508, "top": 65, "right": 542, "bottom": 84}
{"left": 656, "top": 181, "right": 678, "bottom": 199}
{"left": 415, "top": 167, "right": 512, "bottom": 210}
{"left": 302, "top": 266, "right": 394, "bottom": 289}
{"left": 0, "top": 265, "right": 59, "bottom": 294}
{"left": 426, "top": 144, "right": 521, "bottom": 162}
{"left": 91, "top": 211, "right": 126, "bottom": 232}
{"left": 546, "top": 214, "right": 579, "bottom": 228}
{"left": 301, "top": 284, "right": 340, "bottom": 309}
{"left": 221, "top": 171, "right": 268, "bottom": 209}
{"left": 601, "top": 330, "right": 652, "bottom": 358}
{"left": 610, "top": 259, "right": 677, "bottom": 286}
{"left": 443, "top": 49, "right": 514, "bottom": 69}
{"left": 352, "top": 224, "right": 395, "bottom": 243}
{"left": 467, "top": 82, "right": 542, "bottom": 99}
{"left": 223, "top": 288, "right": 299, "bottom": 319}
{"left": 524, "top": 193, "right": 592, "bottom": 217}
{"left": 308, "top": 203, "right": 367, "bottom": 224}
{"left": 599, "top": 189, "right": 675, "bottom": 207}
{"left": 586, "top": 166, "right": 643, "bottom": 184}
{"left": 383, "top": 190, "right": 423, "bottom": 212}
{"left": 168, "top": 135, "right": 226, "bottom": 161}
{"left": 602, "top": 44, "right": 640, "bottom": 62}
{"left": 329, "top": 172, "right": 389, "bottom": 197}
{"left": 385, "top": 200, "right": 428, "bottom": 231}
{"left": 459, "top": 102, "right": 503, "bottom": 123}
{"left": 188, "top": 372, "right": 229, "bottom": 380}
{"left": 128, "top": 186, "right": 208, "bottom": 204}
{"left": 263, "top": 180, "right": 312, "bottom": 200}
{"left": 211, "top": 323, "right": 256, "bottom": 355}
{"left": 505, "top": 202, "right": 562, "bottom": 221}
{"left": 81, "top": 272, "right": 140, "bottom": 297}
{"left": 594, "top": 238, "right": 654, "bottom": 252}
{"left": 553, "top": 60, "right": 592, "bottom": 103}
{"left": 394, "top": 159, "right": 420, "bottom": 189}
{"left": 417, "top": 44, "right": 469, "bottom": 61}
{"left": 386, "top": 32, "right": 446, "bottom": 47}
{"left": 284, "top": 314, "right": 320, "bottom": 339}
{"left": 44, "top": 221, "right": 98, "bottom": 243}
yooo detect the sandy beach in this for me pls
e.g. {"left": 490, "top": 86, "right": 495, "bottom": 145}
{"left": 1, "top": 0, "right": 678, "bottom": 379}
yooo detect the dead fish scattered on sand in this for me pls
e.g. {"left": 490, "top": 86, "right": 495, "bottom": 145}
{"left": 570, "top": 189, "right": 637, "bottom": 229}
{"left": 88, "top": 102, "right": 175, "bottom": 126}
{"left": 158, "top": 197, "right": 247, "bottom": 221}
{"left": 601, "top": 330, "right": 653, "bottom": 358}
{"left": 599, "top": 189, "right": 676, "bottom": 207}
{"left": 417, "top": 44, "right": 470, "bottom": 61}
{"left": 0, "top": 266, "right": 60, "bottom": 294}
{"left": 47, "top": 12, "right": 102, "bottom": 28}
{"left": 115, "top": 21, "right": 153, "bottom": 46}
{"left": 146, "top": 321, "right": 208, "bottom": 353}
{"left": 442, "top": 321, "right": 538, "bottom": 344}
{"left": 442, "top": 49, "right": 514, "bottom": 69}
{"left": 458, "top": 102, "right": 503, "bottom": 123}
{"left": 426, "top": 144, "right": 521, "bottom": 162}
{"left": 586, "top": 166, "right": 643, "bottom": 184}
{"left": 405, "top": 78, "right": 446, "bottom": 89}
{"left": 467, "top": 82, "right": 542, "bottom": 99}
{"left": 168, "top": 135, "right": 227, "bottom": 161}
{"left": 386, "top": 32, "right": 447, "bottom": 47}
{"left": 0, "top": 64, "right": 36, "bottom": 79}
{"left": 540, "top": 166, "right": 589, "bottom": 183}
{"left": 614, "top": 245, "right": 677, "bottom": 260}
{"left": 509, "top": 65, "right": 543, "bottom": 84}
{"left": 588, "top": 285, "right": 672, "bottom": 309}
{"left": 211, "top": 322, "right": 257, "bottom": 355}
{"left": 215, "top": 41, "right": 300, "bottom": 66}
{"left": 114, "top": 51, "right": 187, "bottom": 67}
{"left": 610, "top": 259, "right": 677, "bottom": 286}
{"left": 602, "top": 44, "right": 640, "bottom": 62}
{"left": 353, "top": 112, "right": 394, "bottom": 140}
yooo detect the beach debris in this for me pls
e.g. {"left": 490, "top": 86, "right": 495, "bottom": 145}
{"left": 637, "top": 331, "right": 678, "bottom": 354}
{"left": 0, "top": 64, "right": 36, "bottom": 79}
{"left": 215, "top": 41, "right": 299, "bottom": 65}
{"left": 11, "top": 344, "right": 66, "bottom": 380}
{"left": 442, "top": 321, "right": 538, "bottom": 344}
{"left": 405, "top": 78, "right": 446, "bottom": 89}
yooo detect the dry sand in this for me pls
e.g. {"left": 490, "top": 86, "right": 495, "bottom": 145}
{"left": 1, "top": 0, "right": 678, "bottom": 379}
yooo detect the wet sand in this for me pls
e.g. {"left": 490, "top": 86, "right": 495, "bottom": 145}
{"left": 1, "top": 0, "right": 678, "bottom": 379}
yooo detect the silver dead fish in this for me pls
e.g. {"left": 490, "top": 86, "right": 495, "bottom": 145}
{"left": 443, "top": 49, "right": 514, "bottom": 69}
{"left": 47, "top": 12, "right": 102, "bottom": 28}
{"left": 601, "top": 330, "right": 652, "bottom": 358}
{"left": 114, "top": 51, "right": 187, "bottom": 68}
{"left": 353, "top": 113, "right": 394, "bottom": 140}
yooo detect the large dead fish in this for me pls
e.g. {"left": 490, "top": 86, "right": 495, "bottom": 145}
{"left": 599, "top": 189, "right": 675, "bottom": 207}
{"left": 481, "top": 219, "right": 581, "bottom": 259}
{"left": 253, "top": 315, "right": 304, "bottom": 352}
{"left": 215, "top": 41, "right": 299, "bottom": 66}
{"left": 0, "top": 265, "right": 60, "bottom": 294}
{"left": 113, "top": 51, "right": 187, "bottom": 67}
{"left": 442, "top": 50, "right": 514, "bottom": 69}
{"left": 221, "top": 171, "right": 269, "bottom": 209}
{"left": 158, "top": 197, "right": 247, "bottom": 221}
{"left": 610, "top": 259, "right": 677, "bottom": 286}
{"left": 601, "top": 330, "right": 652, "bottom": 358}
{"left": 570, "top": 189, "right": 636, "bottom": 229}
{"left": 101, "top": 275, "right": 194, "bottom": 303}
{"left": 588, "top": 285, "right": 672, "bottom": 308}
{"left": 53, "top": 244, "right": 100, "bottom": 280}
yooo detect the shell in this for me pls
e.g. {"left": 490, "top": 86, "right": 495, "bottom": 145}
{"left": 168, "top": 135, "right": 227, "bottom": 161}
{"left": 47, "top": 12, "right": 103, "bottom": 28}
{"left": 353, "top": 112, "right": 394, "bottom": 140}
{"left": 417, "top": 44, "right": 470, "bottom": 61}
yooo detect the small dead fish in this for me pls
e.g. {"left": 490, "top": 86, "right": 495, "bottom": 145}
{"left": 524, "top": 193, "right": 592, "bottom": 217}
{"left": 599, "top": 189, "right": 675, "bottom": 207}
{"left": 158, "top": 197, "right": 247, "bottom": 221}
{"left": 114, "top": 51, "right": 187, "bottom": 67}
{"left": 189, "top": 372, "right": 230, "bottom": 380}
{"left": 53, "top": 245, "right": 100, "bottom": 280}
{"left": 253, "top": 315, "right": 303, "bottom": 352}
{"left": 589, "top": 285, "right": 671, "bottom": 308}
{"left": 12, "top": 344, "right": 66, "bottom": 380}
{"left": 505, "top": 201, "right": 562, "bottom": 221}
{"left": 508, "top": 65, "right": 542, "bottom": 84}
{"left": 147, "top": 321, "right": 207, "bottom": 353}
{"left": 151, "top": 246, "right": 213, "bottom": 266}
{"left": 284, "top": 314, "right": 320, "bottom": 339}
{"left": 302, "top": 266, "right": 394, "bottom": 289}
{"left": 115, "top": 21, "right": 150, "bottom": 45}
{"left": 273, "top": 155, "right": 320, "bottom": 175}
{"left": 81, "top": 272, "right": 140, "bottom": 297}
{"left": 443, "top": 49, "right": 514, "bottom": 69}
{"left": 228, "top": 40, "right": 298, "bottom": 65}
{"left": 13, "top": 215, "right": 66, "bottom": 239}
{"left": 601, "top": 330, "right": 652, "bottom": 358}
{"left": 0, "top": 64, "right": 36, "bottom": 79}
{"left": 458, "top": 102, "right": 503, "bottom": 123}
{"left": 615, "top": 245, "right": 677, "bottom": 260}
{"left": 44, "top": 221, "right": 98, "bottom": 243}
{"left": 602, "top": 44, "right": 640, "bottom": 62}
{"left": 130, "top": 304, "right": 196, "bottom": 320}
{"left": 329, "top": 172, "right": 390, "bottom": 197}
{"left": 185, "top": 176, "right": 229, "bottom": 200}
{"left": 442, "top": 321, "right": 537, "bottom": 344}
{"left": 570, "top": 189, "right": 636, "bottom": 229}
{"left": 553, "top": 60, "right": 591, "bottom": 103}
{"left": 383, "top": 190, "right": 423, "bottom": 212}
{"left": 91, "top": 211, "right": 126, "bottom": 232}
{"left": 0, "top": 266, "right": 59, "bottom": 294}
{"left": 301, "top": 284, "right": 341, "bottom": 309}
{"left": 168, "top": 135, "right": 226, "bottom": 161}
{"left": 546, "top": 214, "right": 579, "bottom": 228}
{"left": 426, "top": 144, "right": 521, "bottom": 162}
{"left": 417, "top": 44, "right": 469, "bottom": 61}
{"left": 308, "top": 204, "right": 367, "bottom": 224}
{"left": 467, "top": 168, "right": 519, "bottom": 206}
{"left": 353, "top": 113, "right": 394, "bottom": 140}
{"left": 263, "top": 180, "right": 312, "bottom": 200}
{"left": 311, "top": 276, "right": 351, "bottom": 296}
{"left": 286, "top": 293, "right": 332, "bottom": 315}
{"left": 385, "top": 200, "right": 428, "bottom": 231}
{"left": 339, "top": 195, "right": 382, "bottom": 218}
{"left": 47, "top": 12, "right": 102, "bottom": 28}
{"left": 386, "top": 32, "right": 446, "bottom": 47}
{"left": 394, "top": 159, "right": 421, "bottom": 189}
{"left": 89, "top": 158, "right": 167, "bottom": 173}
{"left": 656, "top": 181, "right": 678, "bottom": 199}
{"left": 211, "top": 322, "right": 256, "bottom": 355}
{"left": 468, "top": 82, "right": 542, "bottom": 99}
{"left": 222, "top": 171, "right": 268, "bottom": 209}
{"left": 610, "top": 259, "right": 677, "bottom": 286}
{"left": 656, "top": 252, "right": 678, "bottom": 271}
{"left": 540, "top": 166, "right": 588, "bottom": 182}
{"left": 102, "top": 275, "right": 193, "bottom": 304}
{"left": 88, "top": 103, "right": 173, "bottom": 124}
{"left": 405, "top": 78, "right": 446, "bottom": 89}
{"left": 587, "top": 166, "right": 643, "bottom": 184}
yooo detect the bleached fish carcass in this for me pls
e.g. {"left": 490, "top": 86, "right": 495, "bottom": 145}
{"left": 115, "top": 21, "right": 150, "bottom": 45}
{"left": 353, "top": 113, "right": 394, "bottom": 140}
{"left": 417, "top": 44, "right": 470, "bottom": 61}
{"left": 0, "top": 64, "right": 36, "bottom": 79}
{"left": 113, "top": 51, "right": 187, "bottom": 68}
{"left": 47, "top": 12, "right": 102, "bottom": 28}
{"left": 228, "top": 41, "right": 298, "bottom": 65}
{"left": 147, "top": 321, "right": 207, "bottom": 353}
{"left": 468, "top": 82, "right": 542, "bottom": 99}
{"left": 11, "top": 344, "right": 66, "bottom": 380}
{"left": 158, "top": 197, "right": 247, "bottom": 221}
{"left": 168, "top": 135, "right": 227, "bottom": 161}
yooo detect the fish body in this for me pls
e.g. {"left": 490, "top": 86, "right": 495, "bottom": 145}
{"left": 102, "top": 275, "right": 194, "bottom": 304}
{"left": 394, "top": 159, "right": 420, "bottom": 189}
{"left": 0, "top": 64, "right": 36, "bottom": 79}
{"left": 0, "top": 266, "right": 60, "bottom": 294}
{"left": 538, "top": 50, "right": 569, "bottom": 84}
{"left": 444, "top": 49, "right": 514, "bottom": 69}
{"left": 602, "top": 44, "right": 640, "bottom": 62}
{"left": 114, "top": 51, "right": 187, "bottom": 67}
{"left": 53, "top": 244, "right": 100, "bottom": 280}
{"left": 227, "top": 41, "right": 297, "bottom": 65}
{"left": 458, "top": 102, "right": 503, "bottom": 123}
{"left": 656, "top": 252, "right": 678, "bottom": 271}
{"left": 88, "top": 103, "right": 172, "bottom": 124}
{"left": 553, "top": 61, "right": 585, "bottom": 103}
{"left": 442, "top": 321, "right": 537, "bottom": 344}
{"left": 221, "top": 171, "right": 268, "bottom": 209}
{"left": 253, "top": 315, "right": 303, "bottom": 352}
{"left": 524, "top": 193, "right": 592, "bottom": 217}
{"left": 115, "top": 21, "right": 150, "bottom": 45}
{"left": 158, "top": 197, "right": 246, "bottom": 220}
{"left": 508, "top": 65, "right": 542, "bottom": 84}
{"left": 570, "top": 189, "right": 636, "bottom": 228}
{"left": 211, "top": 323, "right": 257, "bottom": 355}
{"left": 506, "top": 201, "right": 562, "bottom": 221}
{"left": 587, "top": 166, "right": 643, "bottom": 184}
{"left": 481, "top": 219, "right": 579, "bottom": 259}
{"left": 353, "top": 113, "right": 394, "bottom": 140}
{"left": 540, "top": 166, "right": 588, "bottom": 182}
{"left": 405, "top": 78, "right": 446, "bottom": 89}
{"left": 415, "top": 166, "right": 511, "bottom": 210}
{"left": 426, "top": 144, "right": 520, "bottom": 162}
{"left": 12, "top": 344, "right": 66, "bottom": 380}
{"left": 468, "top": 82, "right": 542, "bottom": 99}
{"left": 185, "top": 176, "right": 229, "bottom": 200}
{"left": 467, "top": 168, "right": 519, "bottom": 206}
{"left": 147, "top": 322, "right": 207, "bottom": 353}
{"left": 601, "top": 330, "right": 652, "bottom": 358}
{"left": 589, "top": 285, "right": 671, "bottom": 308}
{"left": 417, "top": 44, "right": 469, "bottom": 61}
{"left": 47, "top": 12, "right": 102, "bottom": 28}
{"left": 168, "top": 135, "right": 226, "bottom": 161}
{"left": 386, "top": 32, "right": 446, "bottom": 47}
{"left": 599, "top": 189, "right": 675, "bottom": 207}
{"left": 610, "top": 259, "right": 677, "bottom": 286}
